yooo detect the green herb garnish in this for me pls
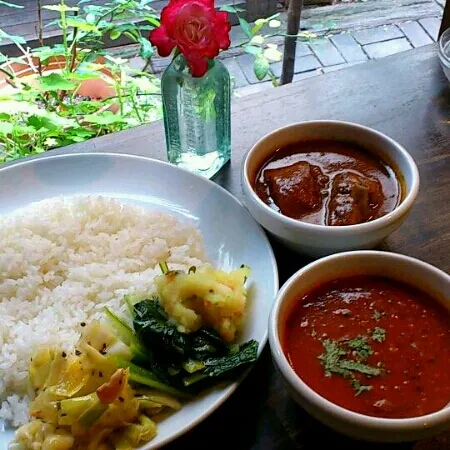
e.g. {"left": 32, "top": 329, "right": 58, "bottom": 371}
{"left": 372, "top": 327, "right": 386, "bottom": 343}
{"left": 372, "top": 310, "right": 385, "bottom": 321}
{"left": 351, "top": 379, "right": 373, "bottom": 396}
{"left": 347, "top": 335, "right": 373, "bottom": 360}
{"left": 318, "top": 326, "right": 387, "bottom": 396}
{"left": 339, "top": 359, "right": 381, "bottom": 376}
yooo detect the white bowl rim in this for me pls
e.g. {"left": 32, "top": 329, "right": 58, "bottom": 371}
{"left": 439, "top": 27, "right": 450, "bottom": 62}
{"left": 269, "top": 250, "right": 450, "bottom": 431}
{"left": 242, "top": 120, "right": 420, "bottom": 236}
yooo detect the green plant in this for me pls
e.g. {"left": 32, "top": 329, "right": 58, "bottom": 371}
{"left": 0, "top": 0, "right": 162, "bottom": 162}
{"left": 0, "top": 0, "right": 306, "bottom": 163}
{"left": 221, "top": 6, "right": 320, "bottom": 85}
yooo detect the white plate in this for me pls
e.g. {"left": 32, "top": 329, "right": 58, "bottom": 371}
{"left": 0, "top": 153, "right": 279, "bottom": 449}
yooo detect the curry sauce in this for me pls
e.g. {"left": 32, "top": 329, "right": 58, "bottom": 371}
{"left": 254, "top": 140, "right": 402, "bottom": 226}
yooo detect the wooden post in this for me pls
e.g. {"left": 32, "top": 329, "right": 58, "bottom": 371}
{"left": 246, "top": 0, "right": 278, "bottom": 22}
{"left": 280, "top": 0, "right": 304, "bottom": 85}
{"left": 439, "top": 0, "right": 450, "bottom": 37}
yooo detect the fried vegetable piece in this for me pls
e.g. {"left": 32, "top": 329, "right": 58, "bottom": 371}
{"left": 327, "top": 172, "right": 383, "bottom": 226}
{"left": 154, "top": 264, "right": 250, "bottom": 342}
{"left": 264, "top": 161, "right": 328, "bottom": 218}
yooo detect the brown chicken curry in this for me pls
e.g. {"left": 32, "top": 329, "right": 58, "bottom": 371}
{"left": 254, "top": 140, "right": 402, "bottom": 226}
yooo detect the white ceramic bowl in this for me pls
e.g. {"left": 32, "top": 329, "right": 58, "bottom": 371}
{"left": 242, "top": 121, "right": 420, "bottom": 257}
{"left": 438, "top": 27, "right": 450, "bottom": 82}
{"left": 269, "top": 251, "right": 450, "bottom": 442}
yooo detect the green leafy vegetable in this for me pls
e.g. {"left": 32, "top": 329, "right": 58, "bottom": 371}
{"left": 202, "top": 340, "right": 258, "bottom": 377}
{"left": 133, "top": 299, "right": 190, "bottom": 358}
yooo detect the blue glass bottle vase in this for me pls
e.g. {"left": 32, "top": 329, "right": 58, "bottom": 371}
{"left": 161, "top": 54, "right": 231, "bottom": 179}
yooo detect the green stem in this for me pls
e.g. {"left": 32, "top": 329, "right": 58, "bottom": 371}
{"left": 0, "top": 67, "right": 14, "bottom": 80}
{"left": 60, "top": 0, "right": 69, "bottom": 71}
{"left": 130, "top": 88, "right": 143, "bottom": 122}
{"left": 114, "top": 76, "right": 124, "bottom": 115}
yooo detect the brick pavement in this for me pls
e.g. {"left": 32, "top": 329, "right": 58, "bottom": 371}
{"left": 135, "top": 6, "right": 443, "bottom": 98}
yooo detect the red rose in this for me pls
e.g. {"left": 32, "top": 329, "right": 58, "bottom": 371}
{"left": 149, "top": 0, "right": 231, "bottom": 77}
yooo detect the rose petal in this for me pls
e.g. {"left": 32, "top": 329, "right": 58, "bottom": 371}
{"left": 214, "top": 11, "right": 231, "bottom": 50}
{"left": 149, "top": 26, "right": 176, "bottom": 57}
{"left": 185, "top": 52, "right": 209, "bottom": 77}
{"left": 150, "top": 0, "right": 231, "bottom": 76}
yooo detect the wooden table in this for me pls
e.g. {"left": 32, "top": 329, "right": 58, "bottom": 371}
{"left": 53, "top": 44, "right": 449, "bottom": 449}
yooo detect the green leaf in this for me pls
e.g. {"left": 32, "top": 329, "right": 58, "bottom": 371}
{"left": 143, "top": 15, "right": 160, "bottom": 27}
{"left": 244, "top": 45, "right": 262, "bottom": 56}
{"left": 86, "top": 13, "right": 96, "bottom": 23}
{"left": 251, "top": 22, "right": 265, "bottom": 36}
{"left": 264, "top": 47, "right": 282, "bottom": 62}
{"left": 110, "top": 29, "right": 121, "bottom": 40}
{"left": 139, "top": 37, "right": 153, "bottom": 60}
{"left": 219, "top": 5, "right": 245, "bottom": 13}
{"left": 0, "top": 1, "right": 23, "bottom": 8}
{"left": 44, "top": 19, "right": 61, "bottom": 29}
{"left": 0, "top": 121, "right": 13, "bottom": 135}
{"left": 238, "top": 17, "right": 252, "bottom": 38}
{"left": 39, "top": 73, "right": 77, "bottom": 92}
{"left": 32, "top": 45, "right": 67, "bottom": 61}
{"left": 68, "top": 71, "right": 101, "bottom": 81}
{"left": 269, "top": 19, "right": 281, "bottom": 28}
{"left": 66, "top": 17, "right": 99, "bottom": 32}
{"left": 0, "top": 113, "right": 11, "bottom": 120}
{"left": 27, "top": 115, "right": 58, "bottom": 131}
{"left": 0, "top": 29, "right": 26, "bottom": 45}
{"left": 0, "top": 54, "right": 26, "bottom": 65}
{"left": 253, "top": 56, "right": 270, "bottom": 81}
{"left": 83, "top": 112, "right": 126, "bottom": 125}
{"left": 42, "top": 5, "right": 79, "bottom": 12}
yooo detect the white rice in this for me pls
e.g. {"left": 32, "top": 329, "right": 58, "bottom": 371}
{"left": 0, "top": 196, "right": 206, "bottom": 426}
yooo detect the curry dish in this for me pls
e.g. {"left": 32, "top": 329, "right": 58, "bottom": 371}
{"left": 254, "top": 140, "right": 402, "bottom": 226}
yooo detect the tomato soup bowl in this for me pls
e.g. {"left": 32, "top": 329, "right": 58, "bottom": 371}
{"left": 241, "top": 120, "right": 420, "bottom": 257}
{"left": 268, "top": 251, "right": 450, "bottom": 442}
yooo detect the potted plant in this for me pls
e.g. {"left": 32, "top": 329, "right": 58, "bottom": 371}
{"left": 0, "top": 0, "right": 163, "bottom": 162}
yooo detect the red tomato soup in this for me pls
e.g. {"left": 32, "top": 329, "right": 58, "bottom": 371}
{"left": 282, "top": 276, "right": 450, "bottom": 419}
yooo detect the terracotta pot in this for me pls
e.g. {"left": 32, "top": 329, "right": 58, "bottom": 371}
{"left": 0, "top": 55, "right": 118, "bottom": 113}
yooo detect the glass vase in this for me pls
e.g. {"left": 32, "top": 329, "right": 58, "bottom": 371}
{"left": 161, "top": 54, "right": 231, "bottom": 179}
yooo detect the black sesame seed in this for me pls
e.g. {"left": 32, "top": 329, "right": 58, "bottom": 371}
{"left": 75, "top": 350, "right": 81, "bottom": 356}
{"left": 61, "top": 413, "right": 67, "bottom": 417}
{"left": 119, "top": 379, "right": 122, "bottom": 385}
{"left": 61, "top": 351, "right": 67, "bottom": 358}
{"left": 119, "top": 397, "right": 124, "bottom": 403}
{"left": 99, "top": 371, "right": 103, "bottom": 378}
{"left": 80, "top": 322, "right": 86, "bottom": 327}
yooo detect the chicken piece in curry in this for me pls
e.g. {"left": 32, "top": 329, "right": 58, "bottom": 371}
{"left": 254, "top": 140, "right": 401, "bottom": 226}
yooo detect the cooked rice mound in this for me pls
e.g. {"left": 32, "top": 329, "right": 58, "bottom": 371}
{"left": 0, "top": 196, "right": 205, "bottom": 426}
